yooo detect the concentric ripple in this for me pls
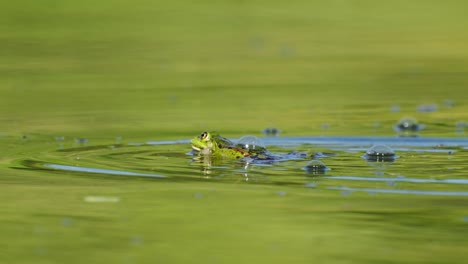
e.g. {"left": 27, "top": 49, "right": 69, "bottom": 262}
{"left": 16, "top": 136, "right": 468, "bottom": 197}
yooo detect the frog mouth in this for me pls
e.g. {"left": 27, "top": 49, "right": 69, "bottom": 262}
{"left": 191, "top": 145, "right": 201, "bottom": 151}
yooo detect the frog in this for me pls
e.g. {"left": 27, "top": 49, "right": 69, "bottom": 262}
{"left": 190, "top": 131, "right": 329, "bottom": 163}
{"left": 191, "top": 131, "right": 250, "bottom": 159}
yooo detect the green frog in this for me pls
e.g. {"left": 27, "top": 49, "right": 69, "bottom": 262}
{"left": 191, "top": 131, "right": 324, "bottom": 162}
{"left": 191, "top": 131, "right": 250, "bottom": 158}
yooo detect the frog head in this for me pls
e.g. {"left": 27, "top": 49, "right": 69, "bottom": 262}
{"left": 191, "top": 131, "right": 219, "bottom": 155}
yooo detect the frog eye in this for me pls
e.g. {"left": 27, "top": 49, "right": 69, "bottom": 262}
{"left": 200, "top": 132, "right": 208, "bottom": 140}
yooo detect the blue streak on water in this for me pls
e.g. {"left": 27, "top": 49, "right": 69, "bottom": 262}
{"left": 327, "top": 186, "right": 468, "bottom": 196}
{"left": 324, "top": 176, "right": 468, "bottom": 185}
{"left": 148, "top": 137, "right": 468, "bottom": 148}
{"left": 147, "top": 139, "right": 190, "bottom": 145}
{"left": 261, "top": 136, "right": 468, "bottom": 148}
{"left": 45, "top": 164, "right": 165, "bottom": 178}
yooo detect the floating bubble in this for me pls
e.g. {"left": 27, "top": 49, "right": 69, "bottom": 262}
{"left": 444, "top": 99, "right": 455, "bottom": 108}
{"left": 303, "top": 160, "right": 329, "bottom": 174}
{"left": 391, "top": 105, "right": 401, "bottom": 112}
{"left": 276, "top": 191, "right": 287, "bottom": 196}
{"left": 236, "top": 135, "right": 266, "bottom": 151}
{"left": 130, "top": 235, "right": 144, "bottom": 246}
{"left": 304, "top": 183, "right": 317, "bottom": 188}
{"left": 362, "top": 144, "right": 397, "bottom": 162}
{"left": 456, "top": 121, "right": 467, "bottom": 128}
{"left": 455, "top": 121, "right": 467, "bottom": 134}
{"left": 393, "top": 117, "right": 425, "bottom": 136}
{"left": 262, "top": 127, "right": 281, "bottom": 137}
{"left": 74, "top": 138, "right": 89, "bottom": 145}
{"left": 62, "top": 217, "right": 74, "bottom": 227}
{"left": 417, "top": 104, "right": 438, "bottom": 113}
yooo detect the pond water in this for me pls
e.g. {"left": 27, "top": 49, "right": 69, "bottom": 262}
{"left": 2, "top": 123, "right": 468, "bottom": 263}
{"left": 2, "top": 1, "right": 468, "bottom": 263}
{"left": 17, "top": 135, "right": 468, "bottom": 197}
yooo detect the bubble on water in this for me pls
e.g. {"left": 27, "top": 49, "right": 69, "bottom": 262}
{"left": 74, "top": 138, "right": 88, "bottom": 145}
{"left": 456, "top": 121, "right": 467, "bottom": 128}
{"left": 276, "top": 191, "right": 287, "bottom": 196}
{"left": 455, "top": 121, "right": 467, "bottom": 134}
{"left": 391, "top": 105, "right": 401, "bottom": 112}
{"left": 130, "top": 235, "right": 144, "bottom": 246}
{"left": 363, "top": 145, "right": 397, "bottom": 162}
{"left": 375, "top": 171, "right": 384, "bottom": 176}
{"left": 194, "top": 192, "right": 204, "bottom": 198}
{"left": 262, "top": 127, "right": 281, "bottom": 137}
{"left": 393, "top": 117, "right": 425, "bottom": 136}
{"left": 62, "top": 217, "right": 74, "bottom": 227}
{"left": 236, "top": 135, "right": 266, "bottom": 151}
{"left": 279, "top": 44, "right": 295, "bottom": 58}
{"left": 303, "top": 160, "right": 329, "bottom": 175}
{"left": 464, "top": 216, "right": 468, "bottom": 222}
{"left": 55, "top": 136, "right": 65, "bottom": 141}
{"left": 386, "top": 181, "right": 397, "bottom": 187}
{"left": 341, "top": 190, "right": 352, "bottom": 196}
{"left": 417, "top": 104, "right": 438, "bottom": 113}
{"left": 304, "top": 183, "right": 317, "bottom": 188}
{"left": 444, "top": 99, "right": 455, "bottom": 108}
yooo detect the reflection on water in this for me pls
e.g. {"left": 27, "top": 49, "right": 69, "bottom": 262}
{"left": 17, "top": 136, "right": 468, "bottom": 197}
{"left": 327, "top": 186, "right": 468, "bottom": 196}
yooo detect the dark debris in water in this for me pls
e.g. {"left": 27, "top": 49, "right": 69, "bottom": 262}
{"left": 262, "top": 127, "right": 281, "bottom": 137}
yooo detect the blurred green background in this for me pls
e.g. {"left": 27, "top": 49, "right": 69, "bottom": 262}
{"left": 1, "top": 1, "right": 468, "bottom": 264}
{"left": 2, "top": 0, "right": 468, "bottom": 138}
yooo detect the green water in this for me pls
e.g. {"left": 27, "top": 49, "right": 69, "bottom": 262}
{"left": 2, "top": 1, "right": 468, "bottom": 263}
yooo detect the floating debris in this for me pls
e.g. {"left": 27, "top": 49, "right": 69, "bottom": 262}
{"left": 393, "top": 117, "right": 425, "bottom": 136}
{"left": 262, "top": 127, "right": 281, "bottom": 137}
{"left": 362, "top": 144, "right": 397, "bottom": 162}
{"left": 303, "top": 160, "right": 330, "bottom": 174}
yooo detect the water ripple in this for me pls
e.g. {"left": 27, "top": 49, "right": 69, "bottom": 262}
{"left": 45, "top": 163, "right": 165, "bottom": 178}
{"left": 324, "top": 176, "right": 468, "bottom": 184}
{"left": 327, "top": 186, "right": 468, "bottom": 196}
